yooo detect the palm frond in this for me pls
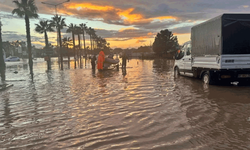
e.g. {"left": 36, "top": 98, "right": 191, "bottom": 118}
{"left": 12, "top": 0, "right": 38, "bottom": 18}
{"left": 12, "top": 8, "right": 25, "bottom": 17}
{"left": 13, "top": 0, "right": 23, "bottom": 8}
{"left": 35, "top": 25, "right": 43, "bottom": 34}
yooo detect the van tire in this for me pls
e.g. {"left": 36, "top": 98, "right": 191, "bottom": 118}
{"left": 202, "top": 72, "right": 216, "bottom": 85}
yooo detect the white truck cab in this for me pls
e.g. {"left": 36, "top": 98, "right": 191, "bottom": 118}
{"left": 174, "top": 41, "right": 192, "bottom": 75}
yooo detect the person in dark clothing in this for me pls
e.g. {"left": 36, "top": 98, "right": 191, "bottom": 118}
{"left": 122, "top": 52, "right": 127, "bottom": 69}
{"left": 91, "top": 54, "right": 97, "bottom": 70}
{"left": 108, "top": 53, "right": 114, "bottom": 59}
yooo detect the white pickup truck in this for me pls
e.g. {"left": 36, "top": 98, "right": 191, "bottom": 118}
{"left": 174, "top": 14, "right": 250, "bottom": 85}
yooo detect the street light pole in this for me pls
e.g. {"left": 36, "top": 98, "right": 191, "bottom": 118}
{"left": 41, "top": 0, "right": 70, "bottom": 56}
{"left": 41, "top": 0, "right": 70, "bottom": 15}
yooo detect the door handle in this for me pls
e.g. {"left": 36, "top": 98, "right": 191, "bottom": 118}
{"left": 182, "top": 59, "right": 184, "bottom": 60}
{"left": 188, "top": 58, "right": 191, "bottom": 60}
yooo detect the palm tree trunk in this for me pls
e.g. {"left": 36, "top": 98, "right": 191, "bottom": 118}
{"left": 83, "top": 32, "right": 86, "bottom": 58}
{"left": 25, "top": 15, "right": 33, "bottom": 75}
{"left": 67, "top": 44, "right": 70, "bottom": 68}
{"left": 95, "top": 39, "right": 97, "bottom": 48}
{"left": 78, "top": 34, "right": 81, "bottom": 65}
{"left": 0, "top": 22, "right": 6, "bottom": 81}
{"left": 58, "top": 27, "right": 63, "bottom": 70}
{"left": 90, "top": 35, "right": 92, "bottom": 51}
{"left": 72, "top": 32, "right": 76, "bottom": 69}
{"left": 44, "top": 31, "right": 51, "bottom": 70}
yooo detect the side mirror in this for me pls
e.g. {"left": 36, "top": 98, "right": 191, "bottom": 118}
{"left": 175, "top": 50, "right": 184, "bottom": 60}
{"left": 174, "top": 51, "right": 179, "bottom": 60}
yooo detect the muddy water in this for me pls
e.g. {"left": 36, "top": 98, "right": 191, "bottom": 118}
{"left": 0, "top": 58, "right": 250, "bottom": 150}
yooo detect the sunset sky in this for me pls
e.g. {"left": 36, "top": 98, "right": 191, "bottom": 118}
{"left": 0, "top": 0, "right": 250, "bottom": 49}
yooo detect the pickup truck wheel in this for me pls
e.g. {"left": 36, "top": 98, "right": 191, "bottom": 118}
{"left": 174, "top": 67, "right": 180, "bottom": 78}
{"left": 203, "top": 73, "right": 210, "bottom": 84}
{"left": 202, "top": 72, "right": 216, "bottom": 85}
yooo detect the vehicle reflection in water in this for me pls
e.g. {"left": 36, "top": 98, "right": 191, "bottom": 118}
{"left": 174, "top": 72, "right": 250, "bottom": 149}
{"left": 0, "top": 58, "right": 250, "bottom": 149}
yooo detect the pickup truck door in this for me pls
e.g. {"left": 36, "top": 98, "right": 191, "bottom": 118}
{"left": 178, "top": 49, "right": 185, "bottom": 71}
{"left": 184, "top": 44, "right": 192, "bottom": 71}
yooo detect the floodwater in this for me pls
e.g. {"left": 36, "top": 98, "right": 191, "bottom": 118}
{"left": 0, "top": 58, "right": 250, "bottom": 150}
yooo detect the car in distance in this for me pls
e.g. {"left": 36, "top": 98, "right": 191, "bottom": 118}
{"left": 5, "top": 56, "right": 20, "bottom": 62}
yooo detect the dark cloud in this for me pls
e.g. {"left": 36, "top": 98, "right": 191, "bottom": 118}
{"left": 171, "top": 25, "right": 193, "bottom": 34}
{"left": 2, "top": 33, "right": 26, "bottom": 42}
{"left": 135, "top": 20, "right": 181, "bottom": 30}
{"left": 115, "top": 29, "right": 154, "bottom": 39}
{"left": 109, "top": 38, "right": 132, "bottom": 41}
{"left": 2, "top": 32, "right": 47, "bottom": 47}
{"left": 95, "top": 29, "right": 116, "bottom": 38}
{"left": 2, "top": 31, "right": 18, "bottom": 34}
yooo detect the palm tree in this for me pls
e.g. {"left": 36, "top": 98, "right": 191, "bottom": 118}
{"left": 90, "top": 28, "right": 96, "bottom": 51}
{"left": 51, "top": 15, "right": 66, "bottom": 70}
{"left": 92, "top": 33, "right": 98, "bottom": 50}
{"left": 86, "top": 27, "right": 93, "bottom": 51}
{"left": 62, "top": 37, "right": 72, "bottom": 67}
{"left": 66, "top": 23, "right": 77, "bottom": 68}
{"left": 12, "top": 0, "right": 39, "bottom": 75}
{"left": 35, "top": 20, "right": 54, "bottom": 70}
{"left": 75, "top": 25, "right": 81, "bottom": 59}
{"left": 79, "top": 23, "right": 87, "bottom": 57}
{"left": 0, "top": 20, "right": 5, "bottom": 81}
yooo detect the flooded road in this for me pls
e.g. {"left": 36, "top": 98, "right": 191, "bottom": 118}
{"left": 1, "top": 58, "right": 250, "bottom": 150}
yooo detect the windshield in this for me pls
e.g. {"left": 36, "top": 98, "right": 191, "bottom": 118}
{"left": 223, "top": 21, "right": 250, "bottom": 54}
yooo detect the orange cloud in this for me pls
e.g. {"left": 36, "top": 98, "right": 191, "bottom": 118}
{"left": 63, "top": 2, "right": 177, "bottom": 25}
{"left": 117, "top": 8, "right": 144, "bottom": 23}
{"left": 66, "top": 3, "right": 114, "bottom": 11}
{"left": 118, "top": 27, "right": 136, "bottom": 32}
{"left": 57, "top": 9, "right": 74, "bottom": 15}
{"left": 135, "top": 36, "right": 147, "bottom": 40}
{"left": 147, "top": 32, "right": 154, "bottom": 36}
{"left": 153, "top": 16, "right": 177, "bottom": 21}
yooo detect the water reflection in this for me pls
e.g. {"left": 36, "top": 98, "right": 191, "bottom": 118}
{"left": 174, "top": 74, "right": 250, "bottom": 149}
{"left": 1, "top": 58, "right": 250, "bottom": 149}
{"left": 1, "top": 93, "right": 12, "bottom": 129}
{"left": 122, "top": 68, "right": 126, "bottom": 77}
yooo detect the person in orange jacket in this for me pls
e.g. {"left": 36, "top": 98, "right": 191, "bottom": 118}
{"left": 97, "top": 50, "right": 105, "bottom": 70}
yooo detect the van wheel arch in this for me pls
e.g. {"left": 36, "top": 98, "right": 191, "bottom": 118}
{"left": 174, "top": 66, "right": 180, "bottom": 77}
{"left": 174, "top": 66, "right": 180, "bottom": 74}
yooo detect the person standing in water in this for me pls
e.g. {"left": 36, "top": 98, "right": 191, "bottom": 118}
{"left": 97, "top": 50, "right": 105, "bottom": 70}
{"left": 91, "top": 54, "right": 97, "bottom": 70}
{"left": 122, "top": 51, "right": 128, "bottom": 69}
